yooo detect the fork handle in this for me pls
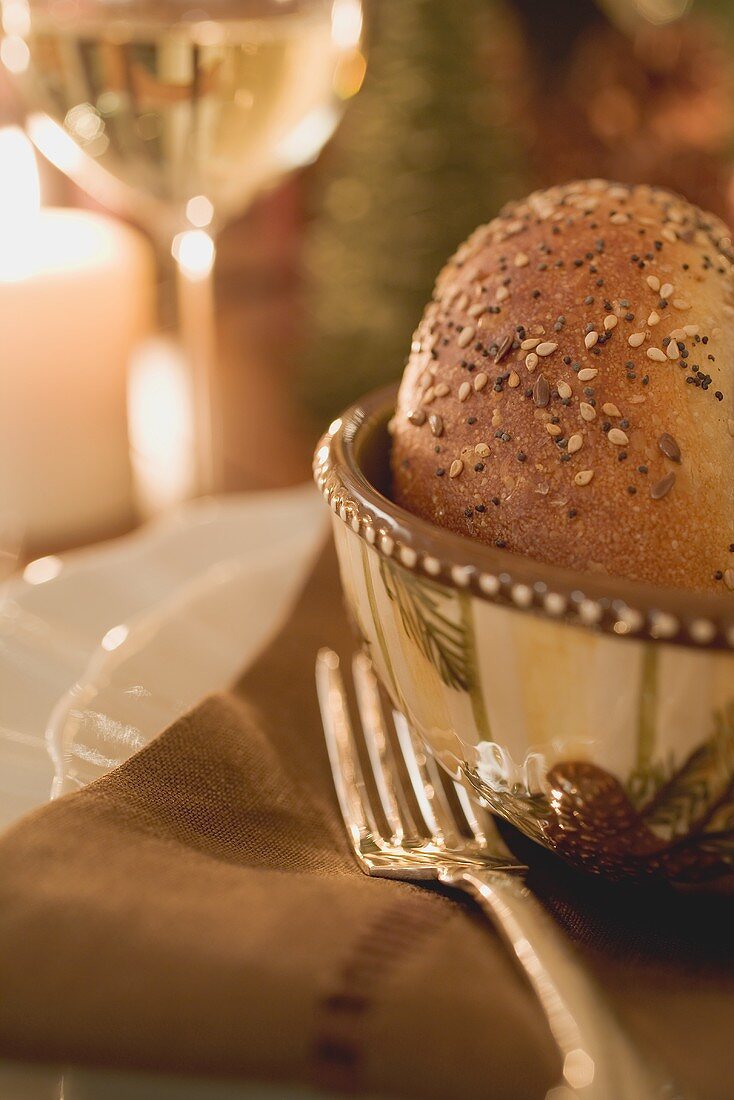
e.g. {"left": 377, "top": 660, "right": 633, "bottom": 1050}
{"left": 441, "top": 866, "right": 669, "bottom": 1100}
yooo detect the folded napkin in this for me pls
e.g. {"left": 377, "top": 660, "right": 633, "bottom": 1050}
{"left": 1, "top": 546, "right": 734, "bottom": 1099}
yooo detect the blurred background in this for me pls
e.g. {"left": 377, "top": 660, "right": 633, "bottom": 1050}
{"left": 1, "top": 0, "right": 734, "bottom": 556}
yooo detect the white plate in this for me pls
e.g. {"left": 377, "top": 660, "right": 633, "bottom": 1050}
{"left": 0, "top": 484, "right": 329, "bottom": 1099}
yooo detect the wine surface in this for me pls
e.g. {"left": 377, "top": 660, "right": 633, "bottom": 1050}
{"left": 20, "top": 3, "right": 353, "bottom": 217}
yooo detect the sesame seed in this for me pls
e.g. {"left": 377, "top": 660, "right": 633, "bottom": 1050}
{"left": 494, "top": 334, "right": 513, "bottom": 363}
{"left": 449, "top": 459, "right": 464, "bottom": 478}
{"left": 725, "top": 569, "right": 734, "bottom": 591}
{"left": 647, "top": 347, "right": 667, "bottom": 362}
{"left": 577, "top": 368, "right": 598, "bottom": 381}
{"left": 646, "top": 275, "right": 660, "bottom": 292}
{"left": 536, "top": 341, "right": 558, "bottom": 357}
{"left": 666, "top": 340, "right": 680, "bottom": 360}
{"left": 429, "top": 413, "right": 443, "bottom": 437}
{"left": 525, "top": 352, "right": 539, "bottom": 372}
{"left": 584, "top": 331, "right": 599, "bottom": 349}
{"left": 514, "top": 252, "right": 529, "bottom": 267}
{"left": 567, "top": 434, "right": 583, "bottom": 454}
{"left": 647, "top": 311, "right": 660, "bottom": 326}
{"left": 602, "top": 402, "right": 621, "bottom": 417}
{"left": 658, "top": 432, "right": 681, "bottom": 462}
{"left": 580, "top": 402, "right": 596, "bottom": 422}
{"left": 496, "top": 286, "right": 509, "bottom": 303}
{"left": 628, "top": 332, "right": 646, "bottom": 347}
{"left": 650, "top": 471, "right": 675, "bottom": 500}
{"left": 672, "top": 299, "right": 691, "bottom": 310}
{"left": 557, "top": 380, "right": 572, "bottom": 399}
{"left": 546, "top": 423, "right": 562, "bottom": 437}
{"left": 533, "top": 374, "right": 550, "bottom": 407}
{"left": 508, "top": 370, "right": 520, "bottom": 388}
{"left": 457, "top": 326, "right": 475, "bottom": 348}
{"left": 603, "top": 314, "right": 618, "bottom": 331}
{"left": 660, "top": 282, "right": 674, "bottom": 299}
{"left": 521, "top": 338, "right": 541, "bottom": 350}
{"left": 434, "top": 382, "right": 449, "bottom": 397}
{"left": 475, "top": 443, "right": 490, "bottom": 457}
{"left": 608, "top": 428, "right": 629, "bottom": 446}
{"left": 474, "top": 372, "right": 488, "bottom": 391}
{"left": 574, "top": 469, "right": 594, "bottom": 486}
{"left": 458, "top": 381, "right": 471, "bottom": 402}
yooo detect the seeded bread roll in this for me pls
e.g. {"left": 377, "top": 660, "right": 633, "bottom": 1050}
{"left": 392, "top": 179, "right": 734, "bottom": 593}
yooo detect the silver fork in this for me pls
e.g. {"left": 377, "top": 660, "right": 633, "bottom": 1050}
{"left": 316, "top": 647, "right": 671, "bottom": 1100}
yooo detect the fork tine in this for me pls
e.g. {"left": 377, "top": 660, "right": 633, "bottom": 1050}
{"left": 351, "top": 651, "right": 419, "bottom": 844}
{"left": 316, "top": 648, "right": 382, "bottom": 859}
{"left": 424, "top": 756, "right": 463, "bottom": 847}
{"left": 392, "top": 709, "right": 461, "bottom": 846}
{"left": 452, "top": 780, "right": 489, "bottom": 846}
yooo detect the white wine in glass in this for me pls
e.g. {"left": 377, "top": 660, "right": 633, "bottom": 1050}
{"left": 1, "top": 0, "right": 365, "bottom": 492}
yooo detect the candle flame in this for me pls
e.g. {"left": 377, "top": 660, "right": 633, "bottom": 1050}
{"left": 0, "top": 127, "right": 125, "bottom": 283}
{"left": 0, "top": 126, "right": 40, "bottom": 218}
{"left": 0, "top": 125, "right": 42, "bottom": 280}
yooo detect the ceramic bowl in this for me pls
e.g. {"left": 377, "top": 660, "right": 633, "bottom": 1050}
{"left": 314, "top": 385, "right": 734, "bottom": 883}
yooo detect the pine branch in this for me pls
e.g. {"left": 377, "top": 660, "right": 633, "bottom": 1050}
{"left": 380, "top": 558, "right": 470, "bottom": 693}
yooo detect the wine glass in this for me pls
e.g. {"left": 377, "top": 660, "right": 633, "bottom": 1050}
{"left": 0, "top": 0, "right": 365, "bottom": 494}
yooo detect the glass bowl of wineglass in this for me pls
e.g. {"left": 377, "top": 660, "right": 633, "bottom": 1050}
{"left": 1, "top": 0, "right": 365, "bottom": 493}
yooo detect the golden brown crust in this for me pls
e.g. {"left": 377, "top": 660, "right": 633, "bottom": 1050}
{"left": 392, "top": 179, "right": 734, "bottom": 593}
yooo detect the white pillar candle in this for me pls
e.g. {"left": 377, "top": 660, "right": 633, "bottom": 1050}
{"left": 0, "top": 128, "right": 154, "bottom": 548}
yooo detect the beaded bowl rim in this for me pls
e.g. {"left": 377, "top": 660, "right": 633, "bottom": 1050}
{"left": 314, "top": 384, "right": 734, "bottom": 651}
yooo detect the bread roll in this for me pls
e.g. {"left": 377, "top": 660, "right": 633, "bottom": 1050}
{"left": 392, "top": 180, "right": 734, "bottom": 592}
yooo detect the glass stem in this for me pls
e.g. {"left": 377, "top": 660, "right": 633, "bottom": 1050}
{"left": 156, "top": 228, "right": 221, "bottom": 498}
{"left": 176, "top": 241, "right": 220, "bottom": 497}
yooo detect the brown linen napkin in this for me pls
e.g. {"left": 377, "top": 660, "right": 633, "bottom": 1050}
{"left": 2, "top": 546, "right": 734, "bottom": 1099}
{"left": 0, "top": 546, "right": 559, "bottom": 1100}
